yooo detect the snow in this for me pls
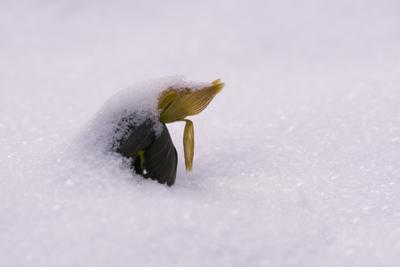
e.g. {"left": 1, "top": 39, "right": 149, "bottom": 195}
{"left": 1, "top": 0, "right": 400, "bottom": 266}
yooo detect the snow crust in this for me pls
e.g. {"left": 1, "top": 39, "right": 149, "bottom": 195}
{"left": 1, "top": 0, "right": 400, "bottom": 267}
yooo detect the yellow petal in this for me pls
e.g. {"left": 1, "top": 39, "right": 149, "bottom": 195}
{"left": 157, "top": 79, "right": 224, "bottom": 172}
{"left": 183, "top": 119, "right": 194, "bottom": 171}
{"left": 158, "top": 90, "right": 177, "bottom": 112}
{"left": 158, "top": 80, "right": 224, "bottom": 123}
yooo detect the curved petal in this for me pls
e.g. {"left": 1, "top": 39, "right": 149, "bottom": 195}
{"left": 158, "top": 79, "right": 224, "bottom": 123}
{"left": 183, "top": 119, "right": 194, "bottom": 171}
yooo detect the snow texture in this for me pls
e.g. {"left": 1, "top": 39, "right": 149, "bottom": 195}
{"left": 1, "top": 0, "right": 400, "bottom": 267}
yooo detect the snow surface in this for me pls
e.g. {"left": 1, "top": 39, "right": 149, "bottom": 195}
{"left": 1, "top": 0, "right": 400, "bottom": 266}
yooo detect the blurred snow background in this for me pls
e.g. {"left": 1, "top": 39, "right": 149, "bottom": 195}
{"left": 1, "top": 0, "right": 400, "bottom": 266}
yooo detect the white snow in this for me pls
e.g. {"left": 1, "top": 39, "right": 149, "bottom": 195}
{"left": 1, "top": 0, "right": 400, "bottom": 267}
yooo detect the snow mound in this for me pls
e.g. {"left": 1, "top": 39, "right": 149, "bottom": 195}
{"left": 81, "top": 76, "right": 209, "bottom": 152}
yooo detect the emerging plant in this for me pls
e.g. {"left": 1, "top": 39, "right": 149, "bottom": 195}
{"left": 115, "top": 79, "right": 224, "bottom": 186}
